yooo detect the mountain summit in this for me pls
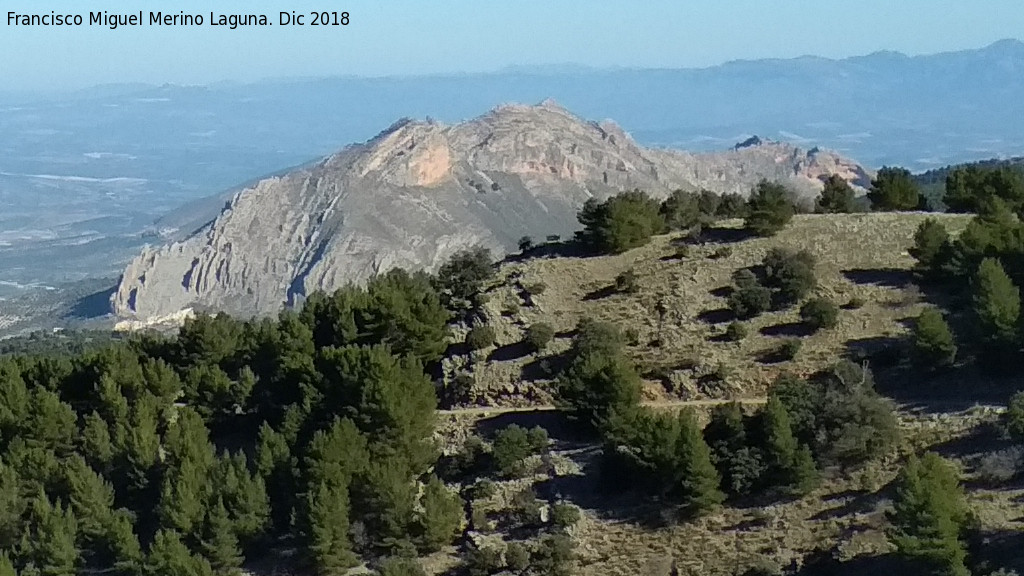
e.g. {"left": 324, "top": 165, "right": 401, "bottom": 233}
{"left": 111, "top": 103, "right": 869, "bottom": 322}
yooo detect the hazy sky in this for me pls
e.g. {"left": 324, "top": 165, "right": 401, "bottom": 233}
{"left": 3, "top": 0, "right": 1023, "bottom": 91}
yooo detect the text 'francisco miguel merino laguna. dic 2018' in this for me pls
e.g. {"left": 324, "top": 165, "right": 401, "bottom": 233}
{"left": 7, "top": 11, "right": 351, "bottom": 29}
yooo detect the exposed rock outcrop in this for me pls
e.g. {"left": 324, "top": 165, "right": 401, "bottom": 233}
{"left": 112, "top": 102, "right": 871, "bottom": 320}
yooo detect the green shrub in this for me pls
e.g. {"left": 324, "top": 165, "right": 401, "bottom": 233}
{"left": 526, "top": 426, "right": 549, "bottom": 453}
{"left": 744, "top": 180, "right": 796, "bottom": 236}
{"left": 523, "top": 282, "right": 547, "bottom": 296}
{"left": 550, "top": 502, "right": 581, "bottom": 529}
{"left": 660, "top": 190, "right": 703, "bottom": 232}
{"left": 505, "top": 542, "right": 530, "bottom": 572}
{"left": 697, "top": 189, "right": 722, "bottom": 217}
{"left": 728, "top": 270, "right": 772, "bottom": 319}
{"left": 492, "top": 425, "right": 533, "bottom": 477}
{"left": 724, "top": 321, "right": 749, "bottom": 341}
{"left": 530, "top": 533, "right": 575, "bottom": 576}
{"left": 462, "top": 545, "right": 504, "bottom": 576}
{"left": 509, "top": 488, "right": 544, "bottom": 528}
{"left": 912, "top": 308, "right": 957, "bottom": 369}
{"left": 800, "top": 297, "right": 839, "bottom": 331}
{"left": 377, "top": 557, "right": 427, "bottom": 576}
{"left": 763, "top": 248, "right": 817, "bottom": 307}
{"left": 1005, "top": 392, "right": 1024, "bottom": 441}
{"left": 465, "top": 325, "right": 497, "bottom": 351}
{"left": 435, "top": 246, "right": 495, "bottom": 314}
{"left": 710, "top": 246, "right": 733, "bottom": 259}
{"left": 778, "top": 338, "right": 802, "bottom": 361}
{"left": 524, "top": 323, "right": 555, "bottom": 352}
{"left": 845, "top": 296, "right": 866, "bottom": 309}
{"left": 717, "top": 192, "right": 749, "bottom": 218}
{"left": 615, "top": 269, "right": 639, "bottom": 294}
{"left": 576, "top": 190, "right": 665, "bottom": 254}
{"left": 468, "top": 479, "right": 497, "bottom": 500}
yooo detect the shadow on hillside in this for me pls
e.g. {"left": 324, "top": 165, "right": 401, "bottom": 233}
{"left": 488, "top": 341, "right": 531, "bottom": 362}
{"left": 709, "top": 285, "right": 734, "bottom": 298}
{"left": 521, "top": 352, "right": 568, "bottom": 382}
{"left": 846, "top": 336, "right": 1018, "bottom": 411}
{"left": 694, "top": 227, "right": 758, "bottom": 244}
{"left": 473, "top": 410, "right": 576, "bottom": 440}
{"left": 697, "top": 307, "right": 735, "bottom": 325}
{"left": 968, "top": 530, "right": 1024, "bottom": 574}
{"left": 792, "top": 550, "right": 906, "bottom": 576}
{"left": 582, "top": 285, "right": 618, "bottom": 301}
{"left": 532, "top": 460, "right": 683, "bottom": 529}
{"left": 842, "top": 268, "right": 914, "bottom": 288}
{"left": 501, "top": 240, "right": 593, "bottom": 263}
{"left": 760, "top": 321, "right": 814, "bottom": 338}
{"left": 931, "top": 420, "right": 1010, "bottom": 465}
{"left": 66, "top": 286, "right": 116, "bottom": 319}
{"left": 843, "top": 335, "right": 905, "bottom": 370}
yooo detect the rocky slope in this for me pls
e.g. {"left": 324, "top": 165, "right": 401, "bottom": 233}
{"left": 112, "top": 101, "right": 871, "bottom": 320}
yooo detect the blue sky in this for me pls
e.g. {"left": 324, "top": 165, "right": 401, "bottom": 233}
{"left": 2, "top": 0, "right": 1023, "bottom": 91}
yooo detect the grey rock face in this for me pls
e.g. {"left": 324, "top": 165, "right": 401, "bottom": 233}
{"left": 112, "top": 102, "right": 871, "bottom": 320}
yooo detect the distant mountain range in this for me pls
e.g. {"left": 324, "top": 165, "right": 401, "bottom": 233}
{"left": 1, "top": 39, "right": 1024, "bottom": 326}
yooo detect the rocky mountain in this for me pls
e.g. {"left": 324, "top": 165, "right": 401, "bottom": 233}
{"left": 111, "top": 102, "right": 870, "bottom": 321}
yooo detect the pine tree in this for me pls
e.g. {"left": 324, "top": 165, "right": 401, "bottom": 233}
{"left": 35, "top": 499, "right": 79, "bottom": 576}
{"left": 158, "top": 459, "right": 210, "bottom": 541}
{"left": 106, "top": 510, "right": 143, "bottom": 576}
{"left": 159, "top": 407, "right": 216, "bottom": 540}
{"left": 744, "top": 180, "right": 796, "bottom": 236}
{"left": 304, "top": 482, "right": 357, "bottom": 576}
{"left": 358, "top": 457, "right": 416, "bottom": 551}
{"left": 0, "top": 360, "right": 29, "bottom": 440}
{"left": 887, "top": 453, "right": 970, "bottom": 576}
{"left": 0, "top": 553, "right": 15, "bottom": 576}
{"left": 25, "top": 389, "right": 77, "bottom": 456}
{"left": 201, "top": 499, "right": 242, "bottom": 576}
{"left": 304, "top": 417, "right": 369, "bottom": 490}
{"left": 674, "top": 409, "right": 725, "bottom": 516}
{"left": 575, "top": 190, "right": 665, "bottom": 254}
{"left": 0, "top": 462, "right": 23, "bottom": 550}
{"left": 80, "top": 411, "right": 115, "bottom": 474}
{"left": 912, "top": 308, "right": 957, "bottom": 369}
{"left": 145, "top": 529, "right": 214, "bottom": 576}
{"left": 416, "top": 475, "right": 463, "bottom": 552}
{"left": 215, "top": 452, "right": 270, "bottom": 544}
{"left": 555, "top": 321, "right": 641, "bottom": 434}
{"left": 788, "top": 445, "right": 820, "bottom": 496}
{"left": 867, "top": 166, "right": 921, "bottom": 211}
{"left": 816, "top": 174, "right": 857, "bottom": 213}
{"left": 254, "top": 422, "right": 293, "bottom": 534}
{"left": 316, "top": 346, "right": 437, "bottom": 473}
{"left": 703, "top": 402, "right": 762, "bottom": 496}
{"left": 973, "top": 258, "right": 1021, "bottom": 350}
{"left": 63, "top": 455, "right": 116, "bottom": 565}
{"left": 909, "top": 219, "right": 951, "bottom": 278}
{"left": 759, "top": 397, "right": 798, "bottom": 486}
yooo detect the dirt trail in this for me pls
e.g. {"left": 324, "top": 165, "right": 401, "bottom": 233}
{"left": 438, "top": 398, "right": 1004, "bottom": 417}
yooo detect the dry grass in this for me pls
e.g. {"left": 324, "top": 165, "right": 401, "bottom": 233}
{"left": 462, "top": 213, "right": 971, "bottom": 405}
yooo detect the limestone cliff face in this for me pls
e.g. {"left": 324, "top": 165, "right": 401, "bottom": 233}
{"left": 112, "top": 102, "right": 871, "bottom": 320}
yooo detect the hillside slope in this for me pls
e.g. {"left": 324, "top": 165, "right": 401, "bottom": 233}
{"left": 112, "top": 102, "right": 869, "bottom": 321}
{"left": 445, "top": 212, "right": 972, "bottom": 408}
